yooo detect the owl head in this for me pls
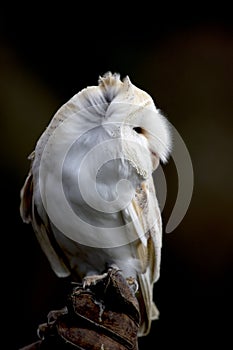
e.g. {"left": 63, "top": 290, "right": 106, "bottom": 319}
{"left": 45, "top": 72, "right": 172, "bottom": 180}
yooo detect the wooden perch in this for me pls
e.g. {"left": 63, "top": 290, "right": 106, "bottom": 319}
{"left": 20, "top": 268, "right": 140, "bottom": 350}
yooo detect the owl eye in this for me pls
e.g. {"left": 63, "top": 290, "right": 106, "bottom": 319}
{"left": 133, "top": 127, "right": 143, "bottom": 134}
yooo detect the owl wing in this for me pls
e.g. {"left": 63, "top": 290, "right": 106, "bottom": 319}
{"left": 20, "top": 153, "right": 71, "bottom": 278}
{"left": 121, "top": 175, "right": 162, "bottom": 336}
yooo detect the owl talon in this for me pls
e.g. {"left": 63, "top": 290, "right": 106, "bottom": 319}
{"left": 126, "top": 277, "right": 139, "bottom": 294}
{"left": 83, "top": 272, "right": 108, "bottom": 288}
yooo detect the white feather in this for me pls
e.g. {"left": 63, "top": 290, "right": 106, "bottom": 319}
{"left": 20, "top": 71, "right": 172, "bottom": 336}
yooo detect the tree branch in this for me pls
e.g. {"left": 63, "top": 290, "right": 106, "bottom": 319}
{"left": 20, "top": 268, "right": 140, "bottom": 350}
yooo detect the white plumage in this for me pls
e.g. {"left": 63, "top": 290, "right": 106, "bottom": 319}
{"left": 20, "top": 72, "right": 172, "bottom": 336}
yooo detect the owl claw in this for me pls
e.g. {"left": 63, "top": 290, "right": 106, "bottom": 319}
{"left": 83, "top": 272, "right": 109, "bottom": 288}
{"left": 126, "top": 277, "right": 139, "bottom": 294}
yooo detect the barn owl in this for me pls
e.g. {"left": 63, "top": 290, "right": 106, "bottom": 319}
{"left": 20, "top": 72, "right": 172, "bottom": 336}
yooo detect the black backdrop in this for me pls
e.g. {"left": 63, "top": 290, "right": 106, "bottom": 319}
{"left": 1, "top": 4, "right": 232, "bottom": 349}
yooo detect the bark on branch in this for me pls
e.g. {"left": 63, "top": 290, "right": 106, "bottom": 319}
{"left": 20, "top": 268, "right": 140, "bottom": 350}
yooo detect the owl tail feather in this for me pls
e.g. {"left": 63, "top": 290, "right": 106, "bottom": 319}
{"left": 137, "top": 269, "right": 159, "bottom": 337}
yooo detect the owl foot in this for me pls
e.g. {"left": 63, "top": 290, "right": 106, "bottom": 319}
{"left": 83, "top": 272, "right": 108, "bottom": 288}
{"left": 126, "top": 276, "right": 139, "bottom": 294}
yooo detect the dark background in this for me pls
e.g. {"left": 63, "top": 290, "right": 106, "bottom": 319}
{"left": 1, "top": 4, "right": 232, "bottom": 349}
